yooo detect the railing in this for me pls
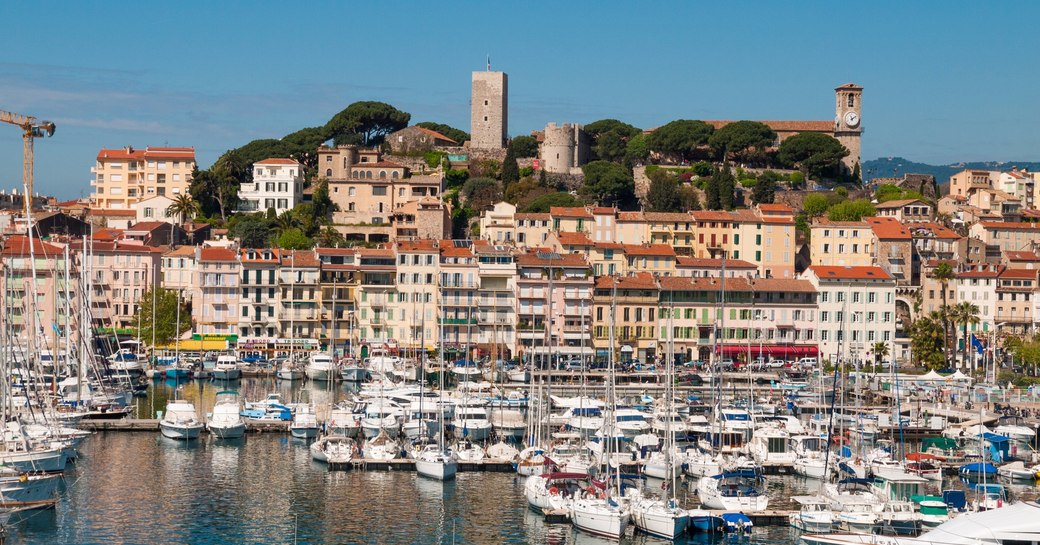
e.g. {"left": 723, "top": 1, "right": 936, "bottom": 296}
{"left": 439, "top": 318, "right": 477, "bottom": 325}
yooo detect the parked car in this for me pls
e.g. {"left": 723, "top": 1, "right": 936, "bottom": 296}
{"left": 765, "top": 359, "right": 786, "bottom": 369}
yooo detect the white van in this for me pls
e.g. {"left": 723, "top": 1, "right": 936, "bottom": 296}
{"left": 796, "top": 357, "right": 818, "bottom": 367}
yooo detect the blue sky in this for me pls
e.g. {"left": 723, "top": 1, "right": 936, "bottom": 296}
{"left": 2, "top": 1, "right": 1038, "bottom": 199}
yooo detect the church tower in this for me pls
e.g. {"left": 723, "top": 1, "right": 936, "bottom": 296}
{"left": 471, "top": 70, "right": 508, "bottom": 149}
{"left": 833, "top": 83, "right": 863, "bottom": 175}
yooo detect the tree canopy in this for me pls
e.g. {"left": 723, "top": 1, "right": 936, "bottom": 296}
{"left": 508, "top": 135, "right": 539, "bottom": 158}
{"left": 875, "top": 183, "right": 926, "bottom": 203}
{"left": 461, "top": 177, "right": 503, "bottom": 211}
{"left": 521, "top": 192, "right": 583, "bottom": 213}
{"left": 135, "top": 288, "right": 192, "bottom": 347}
{"left": 274, "top": 227, "right": 313, "bottom": 250}
{"left": 580, "top": 160, "right": 636, "bottom": 209}
{"left": 585, "top": 119, "right": 641, "bottom": 163}
{"left": 228, "top": 214, "right": 271, "bottom": 248}
{"left": 324, "top": 101, "right": 410, "bottom": 146}
{"left": 704, "top": 165, "right": 736, "bottom": 210}
{"left": 751, "top": 171, "right": 779, "bottom": 204}
{"left": 778, "top": 132, "right": 849, "bottom": 180}
{"left": 708, "top": 121, "right": 776, "bottom": 161}
{"left": 646, "top": 120, "right": 714, "bottom": 163}
{"left": 415, "top": 122, "right": 469, "bottom": 145}
{"left": 645, "top": 170, "right": 681, "bottom": 212}
{"left": 826, "top": 198, "right": 875, "bottom": 221}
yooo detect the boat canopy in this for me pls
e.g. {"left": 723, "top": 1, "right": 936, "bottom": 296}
{"left": 923, "top": 437, "right": 958, "bottom": 452}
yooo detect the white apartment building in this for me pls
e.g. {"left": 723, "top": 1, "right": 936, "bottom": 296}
{"left": 192, "top": 247, "right": 240, "bottom": 336}
{"left": 238, "top": 158, "right": 304, "bottom": 215}
{"left": 802, "top": 266, "right": 896, "bottom": 366}
{"left": 132, "top": 195, "right": 176, "bottom": 225}
{"left": 91, "top": 147, "right": 195, "bottom": 209}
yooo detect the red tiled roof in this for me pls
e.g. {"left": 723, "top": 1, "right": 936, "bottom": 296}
{"left": 516, "top": 249, "right": 588, "bottom": 268}
{"left": 865, "top": 216, "right": 911, "bottom": 240}
{"left": 589, "top": 207, "right": 615, "bottom": 215}
{"left": 128, "top": 221, "right": 168, "bottom": 232}
{"left": 1005, "top": 250, "right": 1040, "bottom": 261}
{"left": 808, "top": 265, "right": 892, "bottom": 280}
{"left": 909, "top": 222, "right": 961, "bottom": 240}
{"left": 622, "top": 244, "right": 676, "bottom": 257}
{"left": 690, "top": 211, "right": 735, "bottom": 222}
{"left": 813, "top": 218, "right": 871, "bottom": 227}
{"left": 254, "top": 158, "right": 301, "bottom": 166}
{"left": 555, "top": 232, "right": 593, "bottom": 246}
{"left": 617, "top": 212, "right": 644, "bottom": 222}
{"left": 87, "top": 208, "right": 137, "bottom": 217}
{"left": 758, "top": 203, "right": 794, "bottom": 214}
{"left": 280, "top": 250, "right": 319, "bottom": 267}
{"left": 414, "top": 126, "right": 458, "bottom": 145}
{"left": 356, "top": 248, "right": 394, "bottom": 257}
{"left": 92, "top": 228, "right": 124, "bottom": 241}
{"left": 595, "top": 272, "right": 658, "bottom": 290}
{"left": 676, "top": 256, "right": 757, "bottom": 269}
{"left": 397, "top": 239, "right": 440, "bottom": 252}
{"left": 550, "top": 207, "right": 594, "bottom": 219}
{"left": 875, "top": 199, "right": 928, "bottom": 209}
{"left": 659, "top": 276, "right": 815, "bottom": 293}
{"left": 240, "top": 248, "right": 281, "bottom": 262}
{"left": 977, "top": 221, "right": 1040, "bottom": 230}
{"left": 199, "top": 247, "right": 237, "bottom": 262}
{"left": 642, "top": 212, "right": 692, "bottom": 222}
{"left": 515, "top": 213, "right": 550, "bottom": 221}
{"left": 1, "top": 236, "right": 64, "bottom": 257}
{"left": 999, "top": 268, "right": 1038, "bottom": 279}
{"left": 97, "top": 146, "right": 195, "bottom": 161}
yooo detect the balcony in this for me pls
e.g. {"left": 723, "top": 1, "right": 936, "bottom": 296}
{"left": 439, "top": 317, "right": 477, "bottom": 325}
{"left": 477, "top": 316, "right": 511, "bottom": 326}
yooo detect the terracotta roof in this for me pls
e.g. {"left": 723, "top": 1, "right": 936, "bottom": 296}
{"left": 593, "top": 241, "right": 624, "bottom": 250}
{"left": 1005, "top": 250, "right": 1040, "bottom": 261}
{"left": 589, "top": 207, "right": 615, "bottom": 215}
{"left": 240, "top": 248, "right": 281, "bottom": 262}
{"left": 87, "top": 208, "right": 137, "bottom": 217}
{"left": 642, "top": 212, "right": 692, "bottom": 222}
{"left": 704, "top": 120, "right": 834, "bottom": 132}
{"left": 414, "top": 126, "right": 458, "bottom": 145}
{"left": 396, "top": 239, "right": 440, "bottom": 252}
{"left": 128, "top": 221, "right": 168, "bottom": 232}
{"left": 595, "top": 272, "right": 658, "bottom": 290}
{"left": 813, "top": 219, "right": 870, "bottom": 228}
{"left": 621, "top": 244, "right": 676, "bottom": 257}
{"left": 554, "top": 232, "right": 593, "bottom": 246}
{"left": 164, "top": 245, "right": 196, "bottom": 257}
{"left": 909, "top": 222, "right": 961, "bottom": 240}
{"left": 550, "top": 207, "right": 594, "bottom": 219}
{"left": 999, "top": 268, "right": 1038, "bottom": 279}
{"left": 761, "top": 216, "right": 795, "bottom": 225}
{"left": 515, "top": 213, "right": 550, "bottom": 221}
{"left": 957, "top": 266, "right": 1002, "bottom": 279}
{"left": 515, "top": 249, "right": 588, "bottom": 268}
{"left": 808, "top": 265, "right": 893, "bottom": 280}
{"left": 280, "top": 250, "right": 319, "bottom": 267}
{"left": 199, "top": 247, "right": 237, "bottom": 262}
{"left": 356, "top": 248, "right": 394, "bottom": 258}
{"left": 660, "top": 276, "right": 814, "bottom": 293}
{"left": 690, "top": 211, "right": 735, "bottom": 222}
{"left": 92, "top": 228, "right": 123, "bottom": 241}
{"left": 676, "top": 256, "right": 757, "bottom": 269}
{"left": 758, "top": 203, "right": 794, "bottom": 213}
{"left": 254, "top": 158, "right": 301, "bottom": 166}
{"left": 977, "top": 221, "right": 1040, "bottom": 230}
{"left": 617, "top": 212, "right": 644, "bottom": 222}
{"left": 875, "top": 199, "right": 928, "bottom": 209}
{"left": 68, "top": 240, "right": 160, "bottom": 254}
{"left": 1, "top": 236, "right": 64, "bottom": 257}
{"left": 97, "top": 146, "right": 195, "bottom": 161}
{"left": 315, "top": 247, "right": 356, "bottom": 256}
{"left": 866, "top": 216, "right": 911, "bottom": 240}
{"left": 943, "top": 195, "right": 968, "bottom": 202}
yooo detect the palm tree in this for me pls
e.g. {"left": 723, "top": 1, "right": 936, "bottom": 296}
{"left": 270, "top": 210, "right": 300, "bottom": 238}
{"left": 166, "top": 194, "right": 200, "bottom": 246}
{"left": 952, "top": 301, "right": 981, "bottom": 370}
{"left": 872, "top": 341, "right": 890, "bottom": 368}
{"left": 932, "top": 262, "right": 955, "bottom": 362}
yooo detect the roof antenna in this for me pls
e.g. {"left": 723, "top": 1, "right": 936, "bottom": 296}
{"left": 486, "top": 55, "right": 490, "bottom": 72}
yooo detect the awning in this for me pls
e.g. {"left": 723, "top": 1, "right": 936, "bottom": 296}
{"left": 716, "top": 345, "right": 819, "bottom": 357}
{"left": 155, "top": 339, "right": 229, "bottom": 351}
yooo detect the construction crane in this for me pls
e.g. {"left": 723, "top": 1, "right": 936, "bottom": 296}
{"left": 0, "top": 110, "right": 56, "bottom": 206}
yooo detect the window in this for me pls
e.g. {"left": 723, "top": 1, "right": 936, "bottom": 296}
{"left": 847, "top": 94, "right": 855, "bottom": 108}
{"left": 348, "top": 187, "right": 356, "bottom": 196}
{"left": 372, "top": 186, "right": 387, "bottom": 196}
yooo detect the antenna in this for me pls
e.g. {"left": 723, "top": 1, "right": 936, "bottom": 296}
{"left": 486, "top": 55, "right": 490, "bottom": 72}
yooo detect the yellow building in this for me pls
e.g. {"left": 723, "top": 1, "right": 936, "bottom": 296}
{"left": 810, "top": 219, "right": 874, "bottom": 267}
{"left": 90, "top": 146, "right": 196, "bottom": 209}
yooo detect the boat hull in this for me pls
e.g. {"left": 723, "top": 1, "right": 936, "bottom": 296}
{"left": 571, "top": 499, "right": 630, "bottom": 540}
{"left": 208, "top": 422, "right": 246, "bottom": 439}
{"left": 0, "top": 473, "right": 61, "bottom": 508}
{"left": 415, "top": 457, "right": 458, "bottom": 480}
{"left": 160, "top": 422, "right": 204, "bottom": 440}
{"left": 212, "top": 369, "right": 241, "bottom": 381}
{"left": 0, "top": 449, "right": 67, "bottom": 473}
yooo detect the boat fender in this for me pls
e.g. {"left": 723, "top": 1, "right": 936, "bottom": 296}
{"left": 584, "top": 486, "right": 596, "bottom": 497}
{"left": 549, "top": 486, "right": 560, "bottom": 496}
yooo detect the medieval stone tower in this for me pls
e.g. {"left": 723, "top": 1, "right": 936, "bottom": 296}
{"left": 471, "top": 71, "right": 508, "bottom": 149}
{"left": 833, "top": 83, "right": 863, "bottom": 173}
{"left": 540, "top": 123, "right": 590, "bottom": 175}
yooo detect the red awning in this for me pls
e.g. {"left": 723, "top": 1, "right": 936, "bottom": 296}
{"left": 716, "top": 345, "right": 819, "bottom": 357}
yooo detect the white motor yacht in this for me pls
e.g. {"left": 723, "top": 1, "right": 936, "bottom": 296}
{"left": 305, "top": 353, "right": 337, "bottom": 381}
{"left": 631, "top": 492, "right": 688, "bottom": 540}
{"left": 160, "top": 400, "right": 205, "bottom": 440}
{"left": 207, "top": 391, "right": 246, "bottom": 438}
{"left": 290, "top": 404, "right": 320, "bottom": 439}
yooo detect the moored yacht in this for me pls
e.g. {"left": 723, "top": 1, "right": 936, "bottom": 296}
{"left": 305, "top": 353, "right": 337, "bottom": 381}
{"left": 160, "top": 399, "right": 205, "bottom": 440}
{"left": 207, "top": 391, "right": 246, "bottom": 438}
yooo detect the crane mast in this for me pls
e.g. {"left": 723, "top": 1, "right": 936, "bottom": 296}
{"left": 0, "top": 110, "right": 56, "bottom": 207}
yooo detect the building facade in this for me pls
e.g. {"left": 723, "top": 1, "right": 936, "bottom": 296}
{"left": 90, "top": 147, "right": 195, "bottom": 209}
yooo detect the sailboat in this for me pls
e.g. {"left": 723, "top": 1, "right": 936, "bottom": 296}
{"left": 415, "top": 286, "right": 458, "bottom": 480}
{"left": 570, "top": 277, "right": 630, "bottom": 540}
{"left": 631, "top": 302, "right": 689, "bottom": 540}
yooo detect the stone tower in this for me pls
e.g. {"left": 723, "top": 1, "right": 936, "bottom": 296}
{"left": 833, "top": 83, "right": 863, "bottom": 174}
{"left": 540, "top": 123, "right": 590, "bottom": 175}
{"left": 471, "top": 71, "right": 508, "bottom": 149}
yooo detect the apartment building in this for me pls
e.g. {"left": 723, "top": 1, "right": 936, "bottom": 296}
{"left": 355, "top": 248, "right": 398, "bottom": 355}
{"left": 969, "top": 222, "right": 1040, "bottom": 257}
{"left": 516, "top": 250, "right": 592, "bottom": 364}
{"left": 279, "top": 250, "right": 320, "bottom": 339}
{"left": 238, "top": 158, "right": 304, "bottom": 214}
{"left": 874, "top": 199, "right": 933, "bottom": 223}
{"left": 161, "top": 245, "right": 197, "bottom": 301}
{"left": 592, "top": 272, "right": 658, "bottom": 364}
{"left": 238, "top": 248, "right": 281, "bottom": 339}
{"left": 438, "top": 241, "right": 480, "bottom": 356}
{"left": 995, "top": 267, "right": 1037, "bottom": 336}
{"left": 474, "top": 242, "right": 518, "bottom": 359}
{"left": 395, "top": 240, "right": 440, "bottom": 353}
{"left": 948, "top": 169, "right": 998, "bottom": 198}
{"left": 316, "top": 248, "right": 359, "bottom": 357}
{"left": 192, "top": 247, "right": 240, "bottom": 336}
{"left": 810, "top": 220, "right": 873, "bottom": 266}
{"left": 70, "top": 240, "right": 161, "bottom": 330}
{"left": 90, "top": 146, "right": 195, "bottom": 209}
{"left": 802, "top": 265, "right": 896, "bottom": 366}
{"left": 0, "top": 236, "right": 78, "bottom": 350}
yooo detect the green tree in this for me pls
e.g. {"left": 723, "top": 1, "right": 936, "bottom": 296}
{"left": 444, "top": 168, "right": 470, "bottom": 190}
{"left": 274, "top": 227, "right": 312, "bottom": 250}
{"left": 708, "top": 121, "right": 776, "bottom": 162}
{"left": 136, "top": 288, "right": 192, "bottom": 347}
{"left": 461, "top": 177, "right": 503, "bottom": 211}
{"left": 585, "top": 119, "right": 641, "bottom": 163}
{"left": 324, "top": 101, "right": 411, "bottom": 146}
{"left": 501, "top": 145, "right": 519, "bottom": 185}
{"left": 951, "top": 301, "right": 981, "bottom": 369}
{"left": 625, "top": 133, "right": 650, "bottom": 165}
{"left": 826, "top": 199, "right": 875, "bottom": 221}
{"left": 933, "top": 262, "right": 955, "bottom": 359}
{"left": 645, "top": 171, "right": 681, "bottom": 212}
{"left": 415, "top": 121, "right": 469, "bottom": 145}
{"left": 802, "top": 194, "right": 830, "bottom": 217}
{"left": 580, "top": 160, "right": 636, "bottom": 209}
{"left": 310, "top": 178, "right": 337, "bottom": 220}
{"left": 704, "top": 165, "right": 735, "bottom": 210}
{"left": 752, "top": 171, "right": 779, "bottom": 204}
{"left": 778, "top": 132, "right": 849, "bottom": 180}
{"left": 704, "top": 174, "right": 722, "bottom": 210}
{"left": 166, "top": 193, "right": 199, "bottom": 226}
{"left": 315, "top": 226, "right": 346, "bottom": 248}
{"left": 910, "top": 311, "right": 946, "bottom": 370}
{"left": 875, "top": 183, "right": 925, "bottom": 203}
{"left": 521, "top": 192, "right": 583, "bottom": 213}
{"left": 646, "top": 120, "right": 714, "bottom": 163}
{"left": 230, "top": 214, "right": 272, "bottom": 248}
{"left": 873, "top": 341, "right": 890, "bottom": 367}
{"left": 679, "top": 184, "right": 701, "bottom": 211}
{"left": 508, "top": 135, "right": 539, "bottom": 158}
{"left": 271, "top": 210, "right": 301, "bottom": 239}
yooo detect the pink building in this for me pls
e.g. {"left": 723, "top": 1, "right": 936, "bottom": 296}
{"left": 0, "top": 236, "right": 80, "bottom": 351}
{"left": 69, "top": 240, "right": 162, "bottom": 330}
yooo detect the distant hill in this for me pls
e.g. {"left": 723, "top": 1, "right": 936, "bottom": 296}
{"left": 863, "top": 157, "right": 1040, "bottom": 184}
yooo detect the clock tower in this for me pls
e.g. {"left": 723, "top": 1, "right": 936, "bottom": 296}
{"left": 834, "top": 83, "right": 863, "bottom": 175}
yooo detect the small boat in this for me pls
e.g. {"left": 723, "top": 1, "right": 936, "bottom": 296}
{"left": 789, "top": 496, "right": 834, "bottom": 533}
{"left": 310, "top": 435, "right": 358, "bottom": 466}
{"left": 696, "top": 469, "right": 769, "bottom": 511}
{"left": 339, "top": 361, "right": 367, "bottom": 382}
{"left": 363, "top": 430, "right": 400, "bottom": 461}
{"left": 454, "top": 439, "right": 486, "bottom": 462}
{"left": 241, "top": 393, "right": 293, "bottom": 422}
{"left": 997, "top": 461, "right": 1040, "bottom": 481}
{"left": 160, "top": 399, "right": 204, "bottom": 440}
{"left": 631, "top": 492, "right": 689, "bottom": 540}
{"left": 688, "top": 509, "right": 726, "bottom": 533}
{"left": 485, "top": 440, "right": 519, "bottom": 462}
{"left": 414, "top": 443, "right": 457, "bottom": 480}
{"left": 570, "top": 493, "right": 631, "bottom": 540}
{"left": 290, "top": 404, "right": 320, "bottom": 439}
{"left": 207, "top": 391, "right": 246, "bottom": 439}
{"left": 275, "top": 362, "right": 303, "bottom": 381}
{"left": 211, "top": 355, "right": 242, "bottom": 381}
{"left": 721, "top": 512, "right": 753, "bottom": 534}
{"left": 305, "top": 353, "right": 338, "bottom": 381}
{"left": 909, "top": 495, "right": 950, "bottom": 528}
{"left": 0, "top": 467, "right": 61, "bottom": 508}
{"left": 959, "top": 462, "right": 998, "bottom": 478}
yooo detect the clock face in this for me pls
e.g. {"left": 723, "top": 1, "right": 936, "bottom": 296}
{"left": 843, "top": 111, "right": 860, "bottom": 128}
